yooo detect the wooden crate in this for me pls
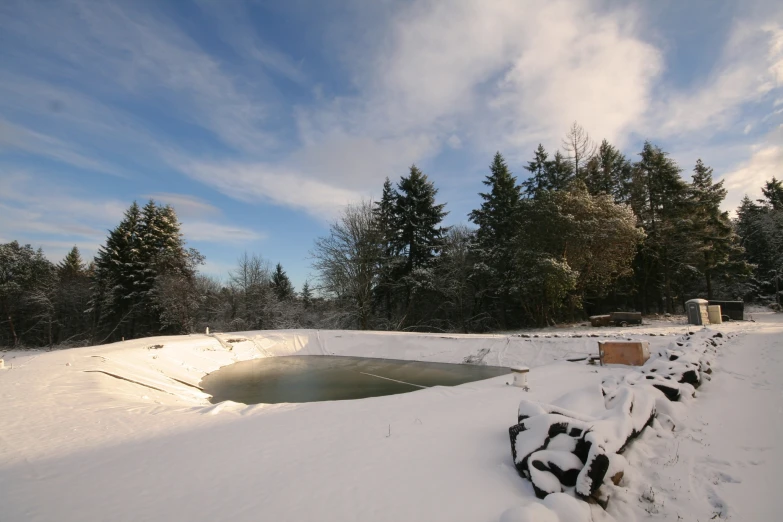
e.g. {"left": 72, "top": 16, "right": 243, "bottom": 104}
{"left": 598, "top": 341, "right": 650, "bottom": 366}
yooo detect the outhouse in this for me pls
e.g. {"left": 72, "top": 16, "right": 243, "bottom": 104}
{"left": 686, "top": 298, "right": 709, "bottom": 325}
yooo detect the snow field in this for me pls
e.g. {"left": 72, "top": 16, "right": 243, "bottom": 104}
{"left": 0, "top": 316, "right": 778, "bottom": 521}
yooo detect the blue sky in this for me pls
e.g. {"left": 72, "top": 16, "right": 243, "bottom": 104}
{"left": 1, "top": 0, "right": 782, "bottom": 290}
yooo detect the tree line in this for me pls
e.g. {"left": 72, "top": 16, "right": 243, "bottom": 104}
{"left": 2, "top": 123, "right": 781, "bottom": 347}
{"left": 311, "top": 123, "right": 779, "bottom": 331}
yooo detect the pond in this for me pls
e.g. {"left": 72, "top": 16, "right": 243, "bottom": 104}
{"left": 200, "top": 355, "right": 511, "bottom": 404}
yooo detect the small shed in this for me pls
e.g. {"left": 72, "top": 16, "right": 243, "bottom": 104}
{"left": 708, "top": 300, "right": 744, "bottom": 321}
{"left": 686, "top": 298, "right": 709, "bottom": 325}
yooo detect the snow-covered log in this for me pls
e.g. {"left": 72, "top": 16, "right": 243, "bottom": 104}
{"left": 509, "top": 384, "right": 655, "bottom": 499}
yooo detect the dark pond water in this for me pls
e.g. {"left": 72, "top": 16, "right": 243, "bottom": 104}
{"left": 200, "top": 355, "right": 510, "bottom": 404}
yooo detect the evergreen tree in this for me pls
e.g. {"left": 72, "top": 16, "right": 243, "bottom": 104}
{"left": 513, "top": 182, "right": 643, "bottom": 323}
{"left": 393, "top": 165, "right": 448, "bottom": 325}
{"left": 301, "top": 280, "right": 313, "bottom": 309}
{"left": 91, "top": 201, "right": 200, "bottom": 341}
{"left": 522, "top": 144, "right": 552, "bottom": 199}
{"left": 90, "top": 201, "right": 143, "bottom": 340}
{"left": 629, "top": 142, "right": 692, "bottom": 313}
{"left": 271, "top": 263, "right": 295, "bottom": 300}
{"left": 522, "top": 146, "right": 573, "bottom": 197}
{"left": 373, "top": 177, "right": 401, "bottom": 320}
{"left": 582, "top": 140, "right": 632, "bottom": 202}
{"left": 58, "top": 246, "right": 85, "bottom": 279}
{"left": 761, "top": 177, "right": 783, "bottom": 210}
{"left": 468, "top": 152, "right": 522, "bottom": 326}
{"left": 736, "top": 182, "right": 783, "bottom": 304}
{"left": 394, "top": 165, "right": 449, "bottom": 272}
{"left": 0, "top": 242, "right": 57, "bottom": 346}
{"left": 546, "top": 151, "right": 574, "bottom": 191}
{"left": 688, "top": 159, "right": 748, "bottom": 298}
{"left": 54, "top": 246, "right": 91, "bottom": 344}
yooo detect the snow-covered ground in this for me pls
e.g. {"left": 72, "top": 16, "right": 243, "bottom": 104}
{"left": 0, "top": 315, "right": 780, "bottom": 521}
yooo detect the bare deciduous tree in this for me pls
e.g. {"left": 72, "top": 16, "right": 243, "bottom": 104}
{"left": 311, "top": 201, "right": 383, "bottom": 330}
{"left": 562, "top": 121, "right": 596, "bottom": 179}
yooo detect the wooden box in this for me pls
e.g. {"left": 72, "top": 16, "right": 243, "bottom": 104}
{"left": 598, "top": 341, "right": 650, "bottom": 366}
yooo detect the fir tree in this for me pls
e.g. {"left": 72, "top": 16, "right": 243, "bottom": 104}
{"left": 394, "top": 165, "right": 449, "bottom": 272}
{"left": 688, "top": 159, "right": 747, "bottom": 298}
{"left": 90, "top": 202, "right": 143, "bottom": 340}
{"left": 91, "top": 201, "right": 199, "bottom": 340}
{"left": 629, "top": 142, "right": 692, "bottom": 313}
{"left": 373, "top": 177, "right": 401, "bottom": 319}
{"left": 522, "top": 144, "right": 552, "bottom": 199}
{"left": 582, "top": 140, "right": 632, "bottom": 202}
{"left": 761, "top": 177, "right": 783, "bottom": 210}
{"left": 271, "top": 263, "right": 295, "bottom": 300}
{"left": 301, "top": 280, "right": 313, "bottom": 308}
{"left": 392, "top": 165, "right": 448, "bottom": 325}
{"left": 546, "top": 151, "right": 574, "bottom": 191}
{"left": 58, "top": 246, "right": 85, "bottom": 279}
{"left": 468, "top": 152, "right": 522, "bottom": 326}
{"left": 737, "top": 182, "right": 783, "bottom": 303}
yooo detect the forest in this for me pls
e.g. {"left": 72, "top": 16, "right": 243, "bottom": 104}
{"left": 2, "top": 124, "right": 782, "bottom": 347}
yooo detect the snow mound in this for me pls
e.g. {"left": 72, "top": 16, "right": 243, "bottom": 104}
{"left": 510, "top": 383, "right": 653, "bottom": 501}
{"left": 499, "top": 493, "right": 591, "bottom": 522}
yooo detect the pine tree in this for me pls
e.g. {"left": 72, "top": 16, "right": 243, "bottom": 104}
{"left": 91, "top": 201, "right": 200, "bottom": 340}
{"left": 522, "top": 146, "right": 574, "bottom": 197}
{"left": 90, "top": 201, "right": 143, "bottom": 340}
{"left": 394, "top": 165, "right": 449, "bottom": 272}
{"left": 522, "top": 144, "right": 552, "bottom": 199}
{"left": 688, "top": 159, "right": 747, "bottom": 299}
{"left": 373, "top": 177, "right": 401, "bottom": 320}
{"left": 54, "top": 246, "right": 91, "bottom": 344}
{"left": 468, "top": 152, "right": 522, "bottom": 326}
{"left": 301, "top": 280, "right": 313, "bottom": 308}
{"left": 0, "top": 242, "right": 57, "bottom": 346}
{"left": 393, "top": 165, "right": 448, "bottom": 325}
{"left": 546, "top": 151, "right": 574, "bottom": 191}
{"left": 58, "top": 246, "right": 85, "bottom": 279}
{"left": 629, "top": 142, "right": 692, "bottom": 313}
{"left": 737, "top": 181, "right": 783, "bottom": 303}
{"left": 271, "top": 263, "right": 295, "bottom": 300}
{"left": 582, "top": 140, "right": 632, "bottom": 202}
{"left": 761, "top": 177, "right": 783, "bottom": 210}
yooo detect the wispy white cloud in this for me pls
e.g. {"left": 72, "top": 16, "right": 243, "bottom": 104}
{"left": 646, "top": 19, "right": 783, "bottom": 137}
{"left": 0, "top": 173, "right": 266, "bottom": 268}
{"left": 180, "top": 221, "right": 265, "bottom": 244}
{"left": 1, "top": 0, "right": 780, "bottom": 228}
{"left": 143, "top": 193, "right": 221, "bottom": 219}
{"left": 144, "top": 192, "right": 265, "bottom": 243}
{"left": 721, "top": 126, "right": 783, "bottom": 211}
{"left": 270, "top": 0, "right": 663, "bottom": 192}
{"left": 1, "top": 0, "right": 282, "bottom": 156}
{"left": 0, "top": 118, "right": 124, "bottom": 176}
{"left": 193, "top": 0, "right": 309, "bottom": 86}
{"left": 177, "top": 159, "right": 363, "bottom": 220}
